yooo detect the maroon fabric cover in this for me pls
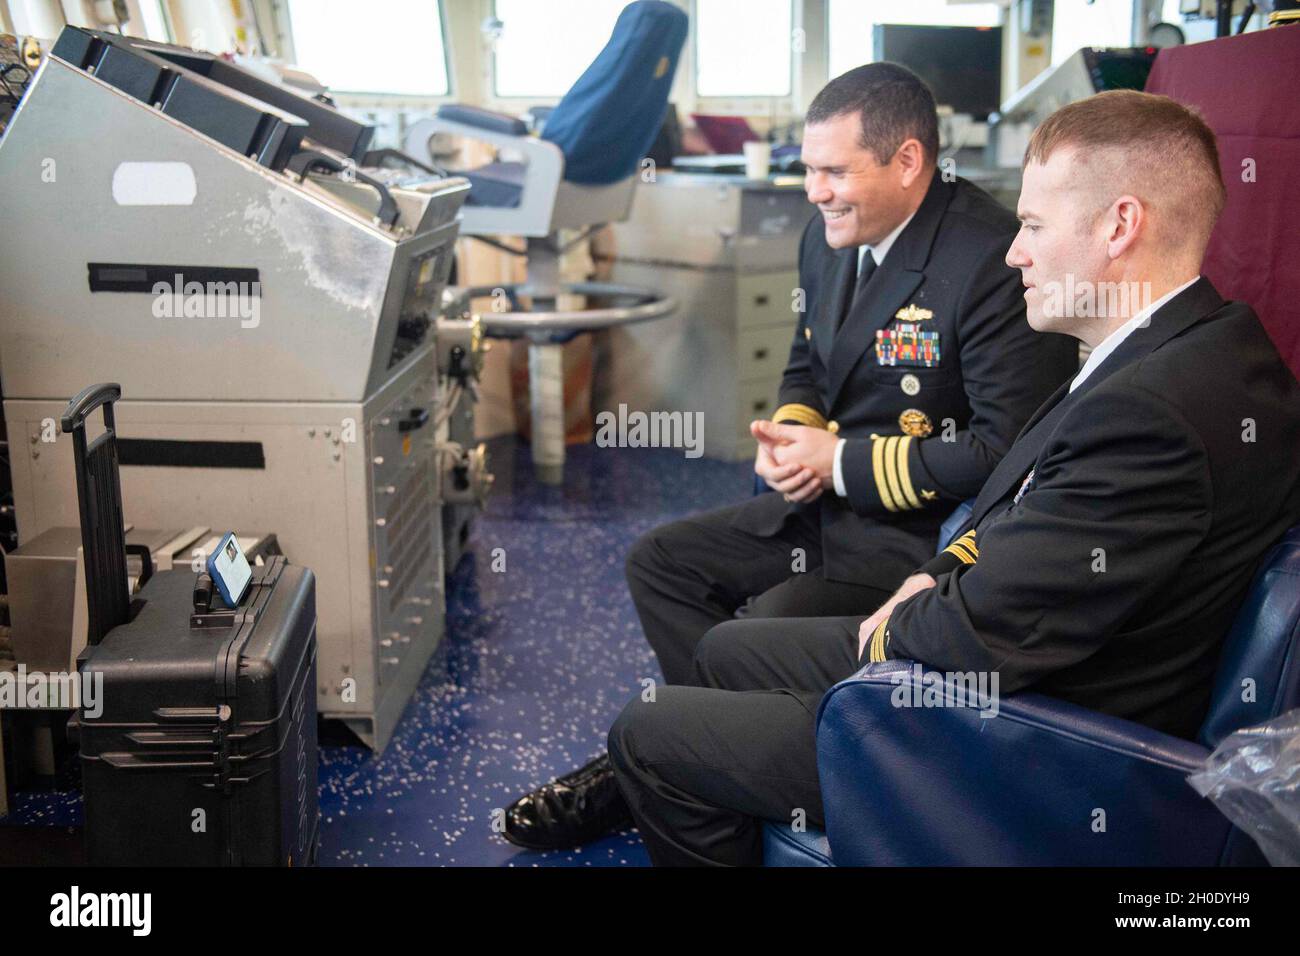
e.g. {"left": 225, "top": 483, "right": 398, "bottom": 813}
{"left": 1146, "top": 27, "right": 1300, "bottom": 379}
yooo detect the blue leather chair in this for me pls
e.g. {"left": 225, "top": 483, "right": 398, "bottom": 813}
{"left": 764, "top": 518, "right": 1300, "bottom": 866}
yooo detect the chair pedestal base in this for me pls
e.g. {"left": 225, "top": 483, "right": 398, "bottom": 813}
{"left": 463, "top": 277, "right": 677, "bottom": 484}
{"left": 527, "top": 341, "right": 566, "bottom": 485}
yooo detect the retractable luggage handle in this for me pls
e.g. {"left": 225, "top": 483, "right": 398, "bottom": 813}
{"left": 61, "top": 382, "right": 151, "bottom": 646}
{"left": 60, "top": 382, "right": 121, "bottom": 432}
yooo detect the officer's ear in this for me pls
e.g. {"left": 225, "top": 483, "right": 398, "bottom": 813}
{"left": 1104, "top": 194, "right": 1146, "bottom": 261}
{"left": 893, "top": 138, "right": 927, "bottom": 189}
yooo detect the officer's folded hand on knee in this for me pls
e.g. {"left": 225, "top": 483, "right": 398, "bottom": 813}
{"left": 857, "top": 573, "right": 937, "bottom": 662}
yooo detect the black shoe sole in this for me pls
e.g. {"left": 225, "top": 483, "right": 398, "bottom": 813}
{"left": 500, "top": 814, "right": 633, "bottom": 852}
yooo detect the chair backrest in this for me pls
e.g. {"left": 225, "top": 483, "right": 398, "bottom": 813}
{"left": 540, "top": 0, "right": 688, "bottom": 185}
{"left": 60, "top": 383, "right": 131, "bottom": 646}
{"left": 1198, "top": 525, "right": 1300, "bottom": 749}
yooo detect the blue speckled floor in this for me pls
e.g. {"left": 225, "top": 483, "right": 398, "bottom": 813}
{"left": 1, "top": 437, "right": 754, "bottom": 866}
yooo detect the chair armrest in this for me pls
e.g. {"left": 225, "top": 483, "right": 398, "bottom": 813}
{"left": 435, "top": 103, "right": 528, "bottom": 136}
{"left": 403, "top": 116, "right": 565, "bottom": 237}
{"left": 814, "top": 661, "right": 1233, "bottom": 865}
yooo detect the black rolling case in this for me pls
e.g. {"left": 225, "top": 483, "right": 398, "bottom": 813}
{"left": 64, "top": 384, "right": 320, "bottom": 866}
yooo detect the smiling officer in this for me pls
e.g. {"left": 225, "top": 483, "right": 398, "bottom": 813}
{"left": 502, "top": 62, "right": 1078, "bottom": 851}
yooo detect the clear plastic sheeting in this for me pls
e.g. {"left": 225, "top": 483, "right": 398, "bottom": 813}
{"left": 1188, "top": 710, "right": 1300, "bottom": 866}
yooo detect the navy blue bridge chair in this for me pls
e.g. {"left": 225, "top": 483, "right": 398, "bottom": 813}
{"left": 405, "top": 0, "right": 687, "bottom": 236}
{"left": 403, "top": 1, "right": 688, "bottom": 484}
{"left": 761, "top": 500, "right": 1300, "bottom": 866}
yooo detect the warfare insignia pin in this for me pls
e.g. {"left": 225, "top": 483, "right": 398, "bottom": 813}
{"left": 899, "top": 409, "right": 932, "bottom": 437}
{"left": 895, "top": 303, "right": 933, "bottom": 323}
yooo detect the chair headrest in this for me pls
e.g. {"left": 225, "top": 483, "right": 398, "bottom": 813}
{"left": 540, "top": 1, "right": 688, "bottom": 185}
{"left": 1198, "top": 525, "right": 1300, "bottom": 748}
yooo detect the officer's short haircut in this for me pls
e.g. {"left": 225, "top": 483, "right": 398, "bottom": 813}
{"left": 1025, "top": 90, "right": 1226, "bottom": 254}
{"left": 806, "top": 62, "right": 940, "bottom": 165}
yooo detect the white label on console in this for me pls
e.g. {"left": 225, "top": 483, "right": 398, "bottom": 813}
{"left": 111, "top": 162, "right": 198, "bottom": 206}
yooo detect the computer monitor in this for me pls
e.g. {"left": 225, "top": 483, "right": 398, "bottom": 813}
{"left": 690, "top": 113, "right": 761, "bottom": 155}
{"left": 872, "top": 24, "right": 1003, "bottom": 120}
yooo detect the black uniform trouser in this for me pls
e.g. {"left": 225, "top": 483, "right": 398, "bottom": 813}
{"left": 608, "top": 615, "right": 864, "bottom": 866}
{"left": 625, "top": 500, "right": 893, "bottom": 685}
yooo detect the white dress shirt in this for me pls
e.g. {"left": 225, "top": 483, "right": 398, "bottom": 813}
{"left": 830, "top": 212, "right": 915, "bottom": 497}
{"left": 855, "top": 209, "right": 914, "bottom": 276}
{"left": 1069, "top": 275, "right": 1200, "bottom": 392}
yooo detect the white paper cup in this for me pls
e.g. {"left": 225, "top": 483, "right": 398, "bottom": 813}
{"left": 743, "top": 141, "right": 772, "bottom": 179}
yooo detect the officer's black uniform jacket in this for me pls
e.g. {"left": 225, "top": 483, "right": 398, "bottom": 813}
{"left": 730, "top": 170, "right": 1078, "bottom": 590}
{"left": 871, "top": 278, "right": 1300, "bottom": 740}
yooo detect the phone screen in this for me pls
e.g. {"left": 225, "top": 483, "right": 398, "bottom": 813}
{"left": 208, "top": 532, "right": 252, "bottom": 607}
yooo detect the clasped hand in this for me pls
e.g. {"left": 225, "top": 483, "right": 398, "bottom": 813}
{"left": 750, "top": 419, "right": 839, "bottom": 504}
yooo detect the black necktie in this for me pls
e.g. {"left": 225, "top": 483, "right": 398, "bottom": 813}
{"left": 838, "top": 251, "right": 877, "bottom": 331}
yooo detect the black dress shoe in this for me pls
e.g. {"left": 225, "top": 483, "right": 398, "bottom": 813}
{"left": 502, "top": 752, "right": 632, "bottom": 850}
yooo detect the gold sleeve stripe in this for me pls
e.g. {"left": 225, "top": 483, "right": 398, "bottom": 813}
{"left": 943, "top": 530, "right": 979, "bottom": 564}
{"left": 945, "top": 541, "right": 977, "bottom": 565}
{"left": 883, "top": 439, "right": 904, "bottom": 512}
{"left": 771, "top": 403, "right": 828, "bottom": 430}
{"left": 881, "top": 437, "right": 909, "bottom": 511}
{"left": 872, "top": 437, "right": 900, "bottom": 512}
{"left": 894, "top": 435, "right": 923, "bottom": 509}
{"left": 869, "top": 618, "right": 890, "bottom": 663}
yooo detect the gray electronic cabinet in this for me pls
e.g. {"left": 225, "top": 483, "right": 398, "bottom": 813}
{"left": 0, "top": 34, "right": 472, "bottom": 751}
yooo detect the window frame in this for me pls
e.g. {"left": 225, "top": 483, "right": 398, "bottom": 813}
{"left": 129, "top": 0, "right": 175, "bottom": 43}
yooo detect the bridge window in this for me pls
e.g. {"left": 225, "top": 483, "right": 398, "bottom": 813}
{"left": 695, "top": 0, "right": 793, "bottom": 97}
{"left": 286, "top": 0, "right": 450, "bottom": 96}
{"left": 1050, "top": 0, "right": 1135, "bottom": 65}
{"left": 492, "top": 0, "right": 626, "bottom": 98}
